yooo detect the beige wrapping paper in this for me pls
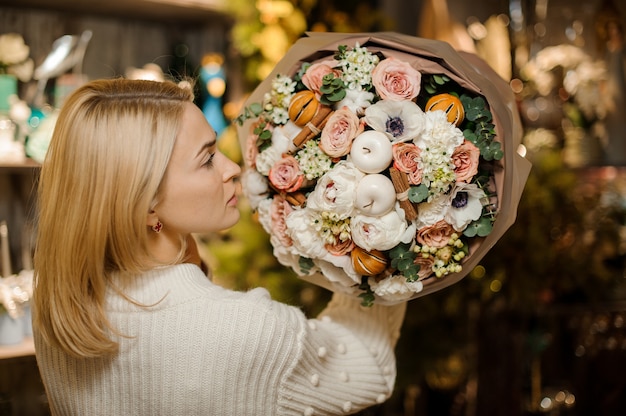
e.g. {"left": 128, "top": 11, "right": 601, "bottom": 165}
{"left": 237, "top": 32, "right": 532, "bottom": 303}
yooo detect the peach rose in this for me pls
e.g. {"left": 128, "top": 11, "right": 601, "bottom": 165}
{"left": 319, "top": 106, "right": 363, "bottom": 158}
{"left": 413, "top": 254, "right": 435, "bottom": 280}
{"left": 452, "top": 140, "right": 480, "bottom": 183}
{"left": 416, "top": 219, "right": 455, "bottom": 248}
{"left": 268, "top": 155, "right": 304, "bottom": 192}
{"left": 270, "top": 195, "right": 293, "bottom": 247}
{"left": 392, "top": 142, "right": 423, "bottom": 185}
{"left": 325, "top": 237, "right": 355, "bottom": 256}
{"left": 302, "top": 60, "right": 341, "bottom": 99}
{"left": 372, "top": 57, "right": 422, "bottom": 101}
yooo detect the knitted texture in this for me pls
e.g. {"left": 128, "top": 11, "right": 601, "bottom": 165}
{"left": 34, "top": 264, "right": 406, "bottom": 415}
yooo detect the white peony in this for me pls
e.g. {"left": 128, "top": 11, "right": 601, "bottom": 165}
{"left": 444, "top": 182, "right": 487, "bottom": 231}
{"left": 285, "top": 208, "right": 328, "bottom": 259}
{"left": 351, "top": 207, "right": 409, "bottom": 251}
{"left": 272, "top": 241, "right": 303, "bottom": 273}
{"left": 316, "top": 257, "right": 361, "bottom": 286}
{"left": 368, "top": 274, "right": 423, "bottom": 302}
{"left": 306, "top": 161, "right": 364, "bottom": 219}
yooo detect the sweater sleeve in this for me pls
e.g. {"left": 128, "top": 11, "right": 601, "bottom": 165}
{"left": 276, "top": 292, "right": 407, "bottom": 415}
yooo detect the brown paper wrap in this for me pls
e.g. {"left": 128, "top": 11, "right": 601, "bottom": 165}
{"left": 237, "top": 32, "right": 532, "bottom": 304}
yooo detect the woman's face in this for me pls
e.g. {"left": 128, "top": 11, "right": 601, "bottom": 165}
{"left": 155, "top": 102, "right": 241, "bottom": 235}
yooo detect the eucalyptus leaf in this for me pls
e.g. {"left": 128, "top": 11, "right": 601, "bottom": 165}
{"left": 299, "top": 257, "right": 314, "bottom": 274}
{"left": 408, "top": 184, "right": 429, "bottom": 203}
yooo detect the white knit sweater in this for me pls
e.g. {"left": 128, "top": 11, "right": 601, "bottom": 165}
{"left": 34, "top": 263, "right": 406, "bottom": 415}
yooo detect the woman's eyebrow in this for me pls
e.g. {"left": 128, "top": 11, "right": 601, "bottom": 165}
{"left": 195, "top": 140, "right": 217, "bottom": 159}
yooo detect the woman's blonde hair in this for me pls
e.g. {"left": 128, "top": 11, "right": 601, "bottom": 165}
{"left": 33, "top": 78, "right": 194, "bottom": 358}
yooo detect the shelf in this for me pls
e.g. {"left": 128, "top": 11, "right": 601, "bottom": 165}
{"left": 0, "top": 0, "right": 229, "bottom": 24}
{"left": 0, "top": 337, "right": 35, "bottom": 360}
{"left": 0, "top": 158, "right": 41, "bottom": 172}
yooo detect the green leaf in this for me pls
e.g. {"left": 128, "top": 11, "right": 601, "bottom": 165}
{"left": 358, "top": 276, "right": 375, "bottom": 307}
{"left": 299, "top": 257, "right": 315, "bottom": 274}
{"left": 327, "top": 90, "right": 346, "bottom": 102}
{"left": 408, "top": 184, "right": 429, "bottom": 203}
{"left": 249, "top": 102, "right": 263, "bottom": 115}
{"left": 463, "top": 217, "right": 493, "bottom": 238}
{"left": 397, "top": 257, "right": 415, "bottom": 271}
{"left": 359, "top": 291, "right": 375, "bottom": 307}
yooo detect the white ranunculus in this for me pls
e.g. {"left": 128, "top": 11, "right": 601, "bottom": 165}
{"left": 369, "top": 274, "right": 423, "bottom": 302}
{"left": 351, "top": 208, "right": 408, "bottom": 251}
{"left": 307, "top": 161, "right": 364, "bottom": 219}
{"left": 285, "top": 208, "right": 328, "bottom": 259}
{"left": 444, "top": 183, "right": 487, "bottom": 231}
{"left": 241, "top": 169, "right": 269, "bottom": 210}
{"left": 255, "top": 145, "right": 282, "bottom": 176}
{"left": 363, "top": 99, "right": 425, "bottom": 143}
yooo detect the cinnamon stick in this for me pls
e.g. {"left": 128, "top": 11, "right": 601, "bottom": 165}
{"left": 269, "top": 183, "right": 307, "bottom": 206}
{"left": 291, "top": 105, "right": 334, "bottom": 150}
{"left": 389, "top": 167, "right": 418, "bottom": 221}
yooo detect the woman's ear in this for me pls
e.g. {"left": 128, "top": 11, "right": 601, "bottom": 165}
{"left": 146, "top": 209, "right": 159, "bottom": 228}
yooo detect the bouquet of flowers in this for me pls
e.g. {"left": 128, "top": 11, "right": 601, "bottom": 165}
{"left": 236, "top": 32, "right": 531, "bottom": 305}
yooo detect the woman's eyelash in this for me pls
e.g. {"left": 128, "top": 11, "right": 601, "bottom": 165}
{"left": 202, "top": 153, "right": 215, "bottom": 167}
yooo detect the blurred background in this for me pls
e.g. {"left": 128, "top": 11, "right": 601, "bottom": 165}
{"left": 1, "top": 0, "right": 626, "bottom": 415}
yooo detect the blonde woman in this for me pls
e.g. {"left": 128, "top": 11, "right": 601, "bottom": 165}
{"left": 32, "top": 78, "right": 406, "bottom": 415}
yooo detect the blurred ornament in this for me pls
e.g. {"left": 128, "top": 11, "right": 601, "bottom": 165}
{"left": 32, "top": 30, "right": 92, "bottom": 109}
{"left": 125, "top": 63, "right": 165, "bottom": 82}
{"left": 200, "top": 53, "right": 228, "bottom": 137}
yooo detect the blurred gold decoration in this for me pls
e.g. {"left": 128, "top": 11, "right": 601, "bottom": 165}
{"left": 474, "top": 15, "right": 512, "bottom": 82}
{"left": 418, "top": 0, "right": 476, "bottom": 53}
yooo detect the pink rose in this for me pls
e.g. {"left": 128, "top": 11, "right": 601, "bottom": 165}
{"left": 319, "top": 106, "right": 364, "bottom": 158}
{"left": 372, "top": 57, "right": 422, "bottom": 101}
{"left": 302, "top": 60, "right": 341, "bottom": 99}
{"left": 452, "top": 140, "right": 480, "bottom": 183}
{"left": 268, "top": 155, "right": 304, "bottom": 192}
{"left": 416, "top": 220, "right": 455, "bottom": 248}
{"left": 270, "top": 195, "right": 293, "bottom": 247}
{"left": 392, "top": 142, "right": 423, "bottom": 185}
